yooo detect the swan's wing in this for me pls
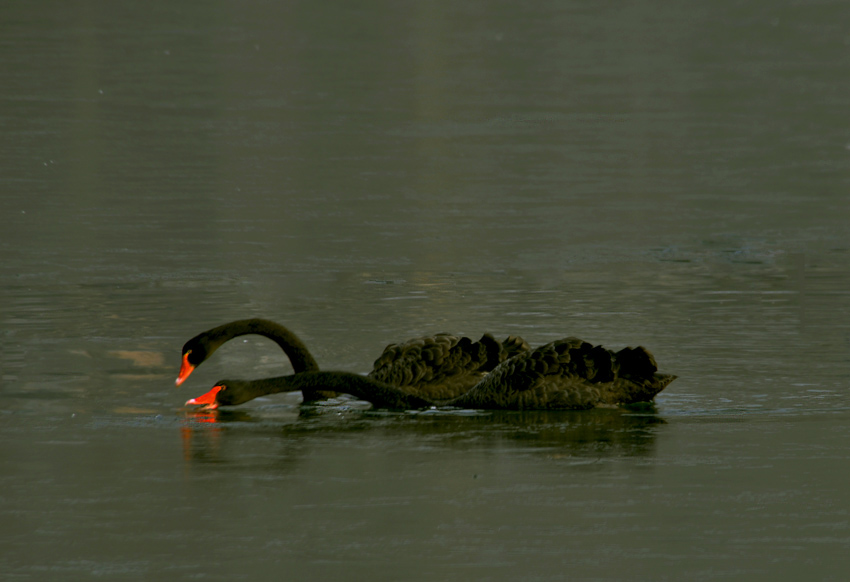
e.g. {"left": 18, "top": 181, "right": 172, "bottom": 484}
{"left": 454, "top": 338, "right": 675, "bottom": 410}
{"left": 368, "top": 333, "right": 531, "bottom": 400}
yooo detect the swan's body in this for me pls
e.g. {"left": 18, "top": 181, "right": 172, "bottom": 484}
{"left": 440, "top": 338, "right": 674, "bottom": 410}
{"left": 186, "top": 337, "right": 676, "bottom": 411}
{"left": 369, "top": 332, "right": 530, "bottom": 399}
{"left": 176, "top": 318, "right": 530, "bottom": 401}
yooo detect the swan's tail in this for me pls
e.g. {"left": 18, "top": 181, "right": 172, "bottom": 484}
{"left": 613, "top": 346, "right": 676, "bottom": 402}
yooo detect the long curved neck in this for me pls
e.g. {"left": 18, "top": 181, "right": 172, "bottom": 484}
{"left": 244, "top": 372, "right": 434, "bottom": 409}
{"left": 205, "top": 319, "right": 319, "bottom": 373}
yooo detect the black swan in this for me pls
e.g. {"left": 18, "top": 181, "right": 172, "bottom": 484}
{"left": 176, "top": 318, "right": 530, "bottom": 401}
{"left": 185, "top": 337, "right": 676, "bottom": 411}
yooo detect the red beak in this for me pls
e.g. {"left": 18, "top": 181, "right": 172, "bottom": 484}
{"left": 185, "top": 385, "right": 223, "bottom": 410}
{"left": 175, "top": 352, "right": 195, "bottom": 386}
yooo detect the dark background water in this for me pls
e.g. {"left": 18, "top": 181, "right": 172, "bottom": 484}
{"left": 2, "top": 1, "right": 849, "bottom": 579}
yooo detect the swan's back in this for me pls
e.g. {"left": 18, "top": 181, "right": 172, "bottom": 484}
{"left": 451, "top": 338, "right": 676, "bottom": 410}
{"left": 369, "top": 333, "right": 530, "bottom": 400}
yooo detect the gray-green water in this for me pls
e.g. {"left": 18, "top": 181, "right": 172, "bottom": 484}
{"left": 2, "top": 1, "right": 849, "bottom": 579}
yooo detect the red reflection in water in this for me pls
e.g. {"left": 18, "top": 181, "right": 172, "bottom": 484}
{"left": 189, "top": 410, "right": 220, "bottom": 424}
{"left": 180, "top": 410, "right": 223, "bottom": 465}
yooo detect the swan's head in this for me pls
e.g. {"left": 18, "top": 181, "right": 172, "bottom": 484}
{"left": 184, "top": 380, "right": 253, "bottom": 410}
{"left": 175, "top": 336, "right": 215, "bottom": 386}
{"left": 185, "top": 384, "right": 222, "bottom": 410}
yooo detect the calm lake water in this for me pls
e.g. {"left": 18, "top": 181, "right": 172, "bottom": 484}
{"left": 2, "top": 1, "right": 849, "bottom": 580}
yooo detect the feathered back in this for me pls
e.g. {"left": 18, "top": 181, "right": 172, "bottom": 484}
{"left": 451, "top": 338, "right": 675, "bottom": 410}
{"left": 369, "top": 333, "right": 531, "bottom": 400}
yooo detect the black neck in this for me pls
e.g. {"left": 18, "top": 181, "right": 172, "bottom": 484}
{"left": 237, "top": 372, "right": 434, "bottom": 410}
{"left": 205, "top": 318, "right": 319, "bottom": 373}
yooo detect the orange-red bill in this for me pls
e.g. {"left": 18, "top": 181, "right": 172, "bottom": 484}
{"left": 175, "top": 353, "right": 195, "bottom": 386}
{"left": 185, "top": 385, "right": 223, "bottom": 410}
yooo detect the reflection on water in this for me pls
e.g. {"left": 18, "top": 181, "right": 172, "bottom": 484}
{"left": 6, "top": 404, "right": 845, "bottom": 580}
{"left": 181, "top": 404, "right": 665, "bottom": 467}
